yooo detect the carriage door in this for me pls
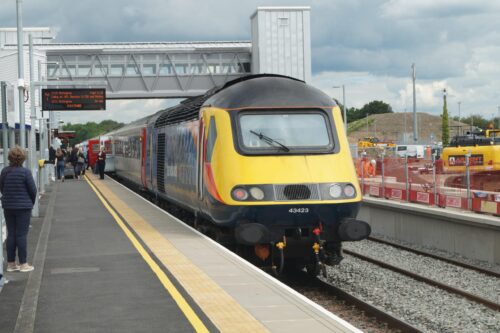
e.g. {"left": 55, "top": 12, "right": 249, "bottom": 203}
{"left": 149, "top": 131, "right": 154, "bottom": 189}
{"left": 156, "top": 132, "right": 166, "bottom": 194}
{"left": 141, "top": 128, "right": 147, "bottom": 188}
{"left": 197, "top": 118, "right": 205, "bottom": 200}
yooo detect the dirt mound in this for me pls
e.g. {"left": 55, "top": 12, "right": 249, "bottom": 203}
{"left": 347, "top": 112, "right": 466, "bottom": 145}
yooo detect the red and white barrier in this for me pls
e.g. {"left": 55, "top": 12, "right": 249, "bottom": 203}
{"left": 360, "top": 177, "right": 499, "bottom": 216}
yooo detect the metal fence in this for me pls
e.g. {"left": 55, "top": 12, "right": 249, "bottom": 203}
{"left": 354, "top": 148, "right": 500, "bottom": 216}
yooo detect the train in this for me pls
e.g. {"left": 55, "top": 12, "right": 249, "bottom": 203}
{"left": 98, "top": 74, "right": 371, "bottom": 275}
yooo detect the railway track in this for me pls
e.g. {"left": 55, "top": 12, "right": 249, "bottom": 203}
{"left": 343, "top": 249, "right": 500, "bottom": 312}
{"left": 282, "top": 272, "right": 423, "bottom": 333}
{"left": 112, "top": 175, "right": 498, "bottom": 329}
{"left": 368, "top": 236, "right": 500, "bottom": 278}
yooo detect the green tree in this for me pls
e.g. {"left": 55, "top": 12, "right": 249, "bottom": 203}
{"left": 442, "top": 90, "right": 449, "bottom": 145}
{"left": 458, "top": 115, "right": 490, "bottom": 130}
{"left": 347, "top": 101, "right": 393, "bottom": 123}
{"left": 61, "top": 120, "right": 124, "bottom": 146}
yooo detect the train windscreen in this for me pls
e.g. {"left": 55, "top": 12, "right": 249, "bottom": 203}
{"left": 237, "top": 110, "right": 334, "bottom": 154}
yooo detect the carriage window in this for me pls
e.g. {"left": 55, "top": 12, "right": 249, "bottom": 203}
{"left": 238, "top": 112, "right": 332, "bottom": 153}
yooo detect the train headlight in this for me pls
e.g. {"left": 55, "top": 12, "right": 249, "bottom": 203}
{"left": 232, "top": 188, "right": 249, "bottom": 201}
{"left": 343, "top": 184, "right": 356, "bottom": 198}
{"left": 249, "top": 187, "right": 265, "bottom": 200}
{"left": 329, "top": 184, "right": 343, "bottom": 198}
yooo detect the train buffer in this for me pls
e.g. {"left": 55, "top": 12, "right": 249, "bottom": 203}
{"left": 0, "top": 174, "right": 361, "bottom": 333}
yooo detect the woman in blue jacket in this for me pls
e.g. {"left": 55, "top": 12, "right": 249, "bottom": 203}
{"left": 0, "top": 146, "right": 37, "bottom": 272}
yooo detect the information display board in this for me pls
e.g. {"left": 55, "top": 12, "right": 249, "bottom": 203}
{"left": 42, "top": 88, "right": 106, "bottom": 111}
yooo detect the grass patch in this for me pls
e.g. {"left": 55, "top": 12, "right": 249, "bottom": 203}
{"left": 347, "top": 118, "right": 374, "bottom": 135}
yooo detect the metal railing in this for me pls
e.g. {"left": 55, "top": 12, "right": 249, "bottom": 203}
{"left": 354, "top": 149, "right": 499, "bottom": 216}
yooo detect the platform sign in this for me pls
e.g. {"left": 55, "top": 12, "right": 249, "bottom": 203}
{"left": 42, "top": 88, "right": 106, "bottom": 111}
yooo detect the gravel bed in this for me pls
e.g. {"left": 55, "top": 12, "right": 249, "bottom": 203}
{"left": 324, "top": 256, "right": 499, "bottom": 333}
{"left": 297, "top": 287, "right": 394, "bottom": 333}
{"left": 343, "top": 240, "right": 500, "bottom": 304}
{"left": 371, "top": 233, "right": 500, "bottom": 274}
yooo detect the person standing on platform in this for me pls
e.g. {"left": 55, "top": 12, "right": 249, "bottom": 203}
{"left": 55, "top": 148, "right": 66, "bottom": 182}
{"left": 75, "top": 147, "right": 85, "bottom": 180}
{"left": 97, "top": 146, "right": 106, "bottom": 179}
{"left": 0, "top": 146, "right": 37, "bottom": 272}
{"left": 69, "top": 146, "right": 78, "bottom": 178}
{"left": 48, "top": 145, "right": 57, "bottom": 181}
{"left": 48, "top": 145, "right": 56, "bottom": 163}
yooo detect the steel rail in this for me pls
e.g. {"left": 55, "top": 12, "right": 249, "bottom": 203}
{"left": 282, "top": 272, "right": 424, "bottom": 333}
{"left": 313, "top": 278, "right": 424, "bottom": 333}
{"left": 344, "top": 249, "right": 500, "bottom": 312}
{"left": 368, "top": 237, "right": 500, "bottom": 278}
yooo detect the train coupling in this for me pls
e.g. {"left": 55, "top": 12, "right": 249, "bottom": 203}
{"left": 338, "top": 218, "right": 371, "bottom": 241}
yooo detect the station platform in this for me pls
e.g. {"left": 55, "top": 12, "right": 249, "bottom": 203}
{"left": 0, "top": 174, "right": 360, "bottom": 333}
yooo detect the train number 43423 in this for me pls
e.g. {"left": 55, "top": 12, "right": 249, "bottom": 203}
{"left": 288, "top": 208, "right": 309, "bottom": 213}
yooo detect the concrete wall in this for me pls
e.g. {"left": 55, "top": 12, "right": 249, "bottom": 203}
{"left": 359, "top": 197, "right": 500, "bottom": 264}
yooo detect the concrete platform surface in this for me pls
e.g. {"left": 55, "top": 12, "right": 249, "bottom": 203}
{"left": 1, "top": 175, "right": 361, "bottom": 333}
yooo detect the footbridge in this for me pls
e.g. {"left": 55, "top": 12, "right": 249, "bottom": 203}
{"left": 1, "top": 7, "right": 311, "bottom": 100}
{"left": 41, "top": 41, "right": 252, "bottom": 99}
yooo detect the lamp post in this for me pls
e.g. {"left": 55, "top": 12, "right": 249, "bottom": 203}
{"left": 333, "top": 85, "right": 347, "bottom": 133}
{"left": 411, "top": 63, "right": 418, "bottom": 143}
{"left": 28, "top": 34, "right": 54, "bottom": 216}
{"left": 28, "top": 34, "right": 39, "bottom": 217}
{"left": 403, "top": 107, "right": 407, "bottom": 143}
{"left": 458, "top": 101, "right": 461, "bottom": 123}
{"left": 16, "top": 0, "right": 26, "bottom": 149}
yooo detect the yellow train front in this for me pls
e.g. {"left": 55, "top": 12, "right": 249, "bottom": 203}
{"left": 195, "top": 75, "right": 370, "bottom": 273}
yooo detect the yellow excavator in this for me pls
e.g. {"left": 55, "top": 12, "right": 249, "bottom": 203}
{"left": 357, "top": 136, "right": 397, "bottom": 149}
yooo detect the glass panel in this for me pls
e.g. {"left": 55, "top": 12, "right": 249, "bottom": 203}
{"left": 65, "top": 65, "right": 76, "bottom": 77}
{"left": 93, "top": 64, "right": 108, "bottom": 76}
{"left": 110, "top": 64, "right": 124, "bottom": 76}
{"left": 47, "top": 64, "right": 59, "bottom": 77}
{"left": 159, "top": 64, "right": 172, "bottom": 75}
{"left": 221, "top": 63, "right": 232, "bottom": 74}
{"left": 77, "top": 65, "right": 90, "bottom": 76}
{"left": 239, "top": 113, "right": 331, "bottom": 149}
{"left": 208, "top": 64, "right": 219, "bottom": 74}
{"left": 190, "top": 64, "right": 204, "bottom": 75}
{"left": 175, "top": 64, "right": 187, "bottom": 75}
{"left": 142, "top": 64, "right": 156, "bottom": 75}
{"left": 126, "top": 64, "right": 140, "bottom": 75}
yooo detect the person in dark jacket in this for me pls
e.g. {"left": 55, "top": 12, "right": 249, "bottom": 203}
{"left": 69, "top": 146, "right": 78, "bottom": 177}
{"left": 97, "top": 146, "right": 106, "bottom": 180}
{"left": 75, "top": 147, "right": 86, "bottom": 180}
{"left": 48, "top": 145, "right": 56, "bottom": 163}
{"left": 55, "top": 148, "right": 66, "bottom": 182}
{"left": 0, "top": 146, "right": 37, "bottom": 272}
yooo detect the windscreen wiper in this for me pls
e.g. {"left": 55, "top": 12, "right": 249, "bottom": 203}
{"left": 249, "top": 130, "right": 290, "bottom": 152}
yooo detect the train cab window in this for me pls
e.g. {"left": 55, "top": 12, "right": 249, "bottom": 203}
{"left": 237, "top": 111, "right": 333, "bottom": 154}
{"left": 205, "top": 117, "right": 217, "bottom": 162}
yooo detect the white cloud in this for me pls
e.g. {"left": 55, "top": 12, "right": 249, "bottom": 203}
{"left": 381, "top": 0, "right": 500, "bottom": 19}
{"left": 0, "top": 0, "right": 498, "bottom": 123}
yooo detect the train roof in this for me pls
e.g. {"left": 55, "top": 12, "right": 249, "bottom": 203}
{"left": 205, "top": 74, "right": 335, "bottom": 109}
{"left": 153, "top": 74, "right": 335, "bottom": 128}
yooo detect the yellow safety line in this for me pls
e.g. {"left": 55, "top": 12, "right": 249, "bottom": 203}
{"left": 85, "top": 176, "right": 210, "bottom": 333}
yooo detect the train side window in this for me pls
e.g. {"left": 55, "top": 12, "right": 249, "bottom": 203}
{"left": 205, "top": 117, "right": 217, "bottom": 162}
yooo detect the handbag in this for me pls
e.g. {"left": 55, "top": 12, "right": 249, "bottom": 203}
{"left": 78, "top": 156, "right": 85, "bottom": 164}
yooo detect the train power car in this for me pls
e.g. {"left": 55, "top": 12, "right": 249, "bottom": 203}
{"left": 106, "top": 74, "right": 371, "bottom": 275}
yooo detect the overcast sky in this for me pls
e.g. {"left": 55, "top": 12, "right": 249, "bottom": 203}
{"left": 2, "top": 0, "right": 499, "bottom": 124}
